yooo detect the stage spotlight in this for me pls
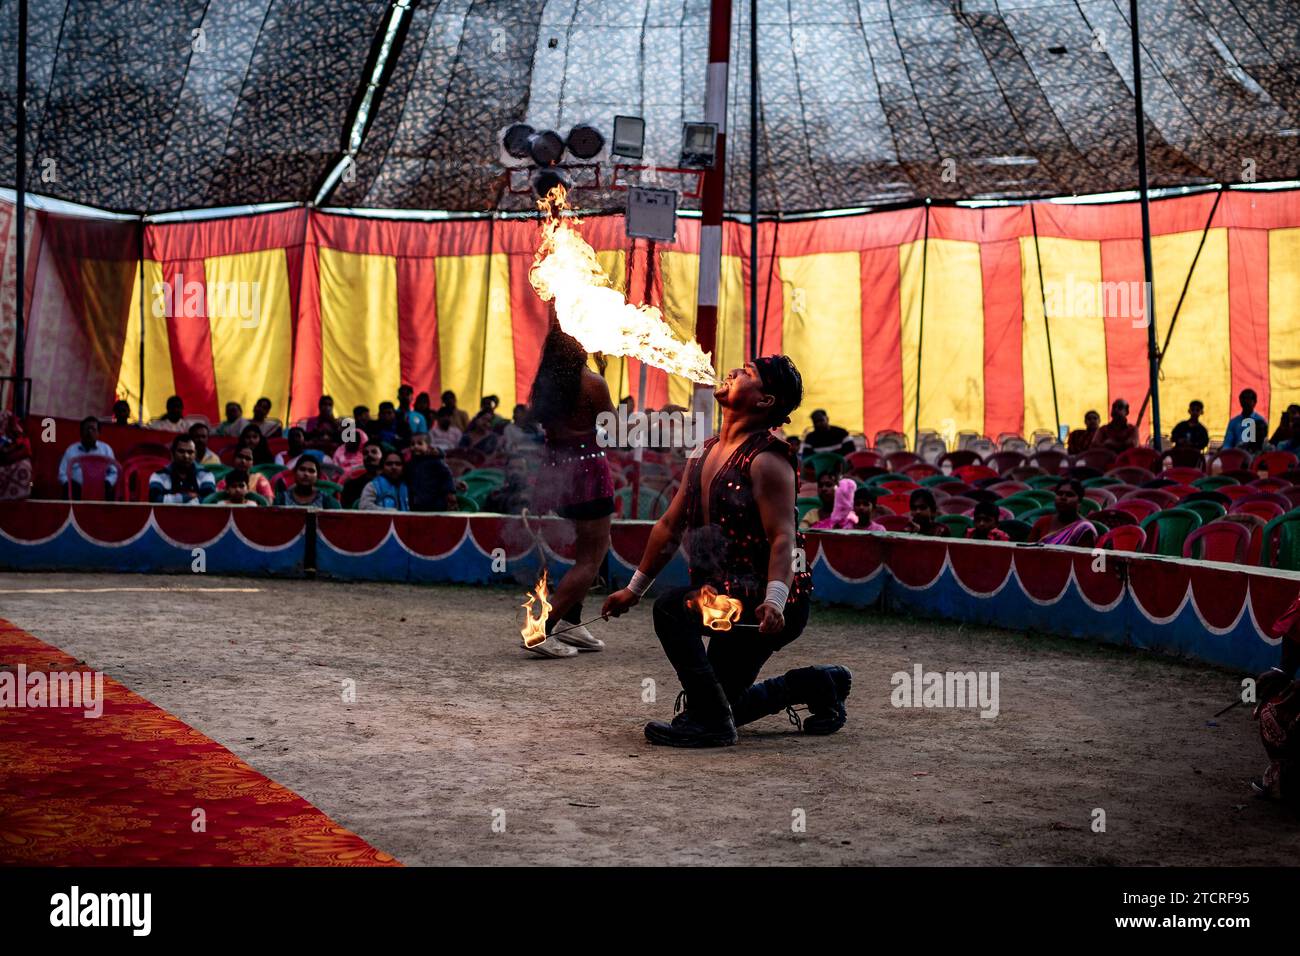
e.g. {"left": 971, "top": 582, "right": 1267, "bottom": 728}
{"left": 566, "top": 124, "right": 605, "bottom": 160}
{"left": 611, "top": 115, "right": 645, "bottom": 159}
{"left": 529, "top": 130, "right": 566, "bottom": 167}
{"left": 532, "top": 167, "right": 573, "bottom": 198}
{"left": 502, "top": 123, "right": 535, "bottom": 159}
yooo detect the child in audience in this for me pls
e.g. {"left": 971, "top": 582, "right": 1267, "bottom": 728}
{"left": 811, "top": 478, "right": 859, "bottom": 530}
{"left": 217, "top": 469, "right": 261, "bottom": 506}
{"left": 852, "top": 487, "right": 885, "bottom": 531}
{"left": 906, "top": 488, "right": 949, "bottom": 537}
{"left": 966, "top": 500, "right": 1009, "bottom": 541}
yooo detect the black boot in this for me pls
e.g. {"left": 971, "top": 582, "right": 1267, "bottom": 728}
{"left": 645, "top": 680, "right": 737, "bottom": 748}
{"left": 786, "top": 665, "right": 852, "bottom": 735}
{"left": 730, "top": 675, "right": 792, "bottom": 727}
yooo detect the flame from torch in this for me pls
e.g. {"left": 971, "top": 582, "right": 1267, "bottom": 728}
{"left": 520, "top": 570, "right": 552, "bottom": 647}
{"left": 689, "top": 585, "right": 744, "bottom": 631}
{"left": 529, "top": 186, "right": 719, "bottom": 385}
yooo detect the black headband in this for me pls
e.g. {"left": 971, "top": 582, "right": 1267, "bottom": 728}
{"left": 753, "top": 355, "right": 803, "bottom": 426}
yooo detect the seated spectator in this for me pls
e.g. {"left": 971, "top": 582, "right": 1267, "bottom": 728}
{"left": 802, "top": 409, "right": 855, "bottom": 456}
{"left": 359, "top": 450, "right": 409, "bottom": 511}
{"left": 210, "top": 469, "right": 263, "bottom": 507}
{"left": 1223, "top": 388, "right": 1268, "bottom": 453}
{"left": 481, "top": 394, "right": 508, "bottom": 429}
{"left": 214, "top": 401, "right": 247, "bottom": 436}
{"left": 1270, "top": 404, "right": 1300, "bottom": 451}
{"left": 1066, "top": 410, "right": 1100, "bottom": 455}
{"left": 237, "top": 424, "right": 275, "bottom": 466}
{"left": 429, "top": 408, "right": 463, "bottom": 452}
{"left": 149, "top": 435, "right": 215, "bottom": 504}
{"left": 905, "top": 488, "right": 949, "bottom": 537}
{"left": 58, "top": 416, "right": 118, "bottom": 499}
{"left": 439, "top": 390, "right": 471, "bottom": 433}
{"left": 148, "top": 394, "right": 189, "bottom": 432}
{"left": 275, "top": 426, "right": 308, "bottom": 469}
{"left": 333, "top": 426, "right": 366, "bottom": 472}
{"left": 188, "top": 422, "right": 221, "bottom": 465}
{"left": 484, "top": 456, "right": 532, "bottom": 515}
{"left": 397, "top": 385, "right": 428, "bottom": 437}
{"left": 502, "top": 403, "right": 543, "bottom": 454}
{"left": 966, "top": 500, "right": 1010, "bottom": 541}
{"left": 0, "top": 410, "right": 33, "bottom": 501}
{"left": 273, "top": 457, "right": 339, "bottom": 509}
{"left": 414, "top": 392, "right": 435, "bottom": 424}
{"left": 341, "top": 442, "right": 384, "bottom": 508}
{"left": 304, "top": 395, "right": 339, "bottom": 442}
{"left": 218, "top": 445, "right": 275, "bottom": 500}
{"left": 799, "top": 471, "right": 839, "bottom": 529}
{"left": 1171, "top": 400, "right": 1210, "bottom": 452}
{"left": 460, "top": 411, "right": 499, "bottom": 456}
{"left": 249, "top": 396, "right": 282, "bottom": 437}
{"left": 351, "top": 404, "right": 372, "bottom": 441}
{"left": 1091, "top": 399, "right": 1137, "bottom": 453}
{"left": 407, "top": 433, "right": 458, "bottom": 512}
{"left": 786, "top": 435, "right": 802, "bottom": 463}
{"left": 1027, "top": 478, "right": 1097, "bottom": 547}
{"left": 108, "top": 399, "right": 131, "bottom": 427}
{"left": 373, "top": 402, "right": 402, "bottom": 447}
{"left": 811, "top": 478, "right": 859, "bottom": 530}
{"left": 852, "top": 488, "right": 884, "bottom": 531}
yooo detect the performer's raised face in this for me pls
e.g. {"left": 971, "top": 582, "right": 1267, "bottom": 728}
{"left": 715, "top": 362, "right": 775, "bottom": 417}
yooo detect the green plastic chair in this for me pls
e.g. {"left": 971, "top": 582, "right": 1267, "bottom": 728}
{"left": 920, "top": 474, "right": 951, "bottom": 487}
{"left": 1021, "top": 489, "right": 1057, "bottom": 506}
{"left": 797, "top": 496, "right": 822, "bottom": 523}
{"left": 1139, "top": 508, "right": 1203, "bottom": 557}
{"left": 201, "top": 463, "right": 231, "bottom": 481}
{"left": 1192, "top": 475, "right": 1240, "bottom": 491}
{"left": 802, "top": 452, "right": 847, "bottom": 478}
{"left": 937, "top": 514, "right": 972, "bottom": 536}
{"left": 456, "top": 493, "right": 481, "bottom": 512}
{"left": 462, "top": 467, "right": 505, "bottom": 487}
{"left": 1077, "top": 497, "right": 1101, "bottom": 515}
{"left": 1082, "top": 476, "right": 1123, "bottom": 488}
{"left": 998, "top": 495, "right": 1045, "bottom": 517}
{"left": 317, "top": 479, "right": 342, "bottom": 497}
{"left": 997, "top": 518, "right": 1032, "bottom": 542}
{"left": 1019, "top": 505, "right": 1055, "bottom": 523}
{"left": 1027, "top": 475, "right": 1062, "bottom": 489}
{"left": 1261, "top": 509, "right": 1300, "bottom": 570}
{"left": 864, "top": 472, "right": 912, "bottom": 487}
{"left": 1179, "top": 499, "right": 1227, "bottom": 525}
{"left": 252, "top": 463, "right": 286, "bottom": 479}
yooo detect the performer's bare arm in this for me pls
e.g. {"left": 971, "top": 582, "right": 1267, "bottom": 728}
{"left": 601, "top": 477, "right": 690, "bottom": 618}
{"left": 751, "top": 451, "right": 797, "bottom": 634}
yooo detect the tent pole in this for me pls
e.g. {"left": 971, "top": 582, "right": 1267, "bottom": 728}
{"left": 1130, "top": 0, "right": 1162, "bottom": 450}
{"left": 13, "top": 0, "right": 26, "bottom": 418}
{"left": 1030, "top": 204, "right": 1062, "bottom": 440}
{"left": 748, "top": 0, "right": 758, "bottom": 360}
{"left": 913, "top": 200, "right": 929, "bottom": 451}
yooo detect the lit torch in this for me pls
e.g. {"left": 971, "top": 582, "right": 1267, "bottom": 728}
{"left": 530, "top": 186, "right": 719, "bottom": 385}
{"left": 689, "top": 585, "right": 745, "bottom": 631}
{"left": 520, "top": 570, "right": 552, "bottom": 648}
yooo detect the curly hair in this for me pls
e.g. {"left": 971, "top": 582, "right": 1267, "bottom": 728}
{"left": 528, "top": 325, "right": 589, "bottom": 430}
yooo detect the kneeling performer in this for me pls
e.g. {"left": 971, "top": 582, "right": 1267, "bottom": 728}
{"left": 602, "top": 356, "right": 851, "bottom": 747}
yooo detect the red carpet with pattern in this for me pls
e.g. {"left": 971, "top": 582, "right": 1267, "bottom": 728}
{"left": 0, "top": 620, "right": 399, "bottom": 866}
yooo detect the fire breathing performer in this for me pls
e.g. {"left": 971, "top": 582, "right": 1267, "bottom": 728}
{"left": 602, "top": 356, "right": 851, "bottom": 747}
{"left": 524, "top": 320, "right": 616, "bottom": 658}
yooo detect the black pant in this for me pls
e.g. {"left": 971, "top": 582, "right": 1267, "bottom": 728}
{"left": 652, "top": 585, "right": 810, "bottom": 709}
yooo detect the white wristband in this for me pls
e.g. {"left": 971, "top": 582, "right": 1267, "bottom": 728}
{"left": 628, "top": 570, "right": 654, "bottom": 596}
{"left": 763, "top": 580, "right": 790, "bottom": 614}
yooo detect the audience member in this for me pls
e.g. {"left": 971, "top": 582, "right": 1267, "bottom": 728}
{"left": 333, "top": 426, "right": 365, "bottom": 472}
{"left": 502, "top": 403, "right": 542, "bottom": 454}
{"left": 275, "top": 427, "right": 308, "bottom": 468}
{"left": 802, "top": 409, "right": 855, "bottom": 455}
{"left": 905, "top": 488, "right": 949, "bottom": 537}
{"left": 1066, "top": 410, "right": 1100, "bottom": 455}
{"left": 852, "top": 488, "right": 884, "bottom": 531}
{"left": 406, "top": 433, "right": 458, "bottom": 512}
{"left": 1171, "top": 400, "right": 1210, "bottom": 451}
{"left": 429, "top": 408, "right": 463, "bottom": 452}
{"left": 1091, "top": 399, "right": 1137, "bottom": 453}
{"left": 188, "top": 422, "right": 220, "bottom": 465}
{"left": 214, "top": 401, "right": 246, "bottom": 436}
{"left": 1223, "top": 388, "right": 1268, "bottom": 453}
{"left": 1027, "top": 478, "right": 1096, "bottom": 547}
{"left": 0, "top": 410, "right": 32, "bottom": 501}
{"left": 341, "top": 442, "right": 384, "bottom": 508}
{"left": 58, "top": 416, "right": 118, "bottom": 500}
{"left": 249, "top": 397, "right": 282, "bottom": 437}
{"left": 480, "top": 394, "right": 508, "bottom": 429}
{"left": 304, "top": 395, "right": 339, "bottom": 441}
{"left": 397, "top": 385, "right": 427, "bottom": 437}
{"left": 799, "top": 471, "right": 840, "bottom": 529}
{"left": 212, "top": 469, "right": 263, "bottom": 506}
{"left": 460, "top": 410, "right": 499, "bottom": 456}
{"left": 149, "top": 435, "right": 215, "bottom": 504}
{"left": 811, "top": 478, "right": 859, "bottom": 530}
{"left": 359, "top": 451, "right": 409, "bottom": 511}
{"left": 273, "top": 457, "right": 339, "bottom": 508}
{"left": 373, "top": 402, "right": 402, "bottom": 447}
{"left": 966, "top": 500, "right": 1010, "bottom": 541}
{"left": 148, "top": 395, "right": 188, "bottom": 432}
{"left": 219, "top": 445, "right": 275, "bottom": 499}
{"left": 439, "top": 390, "right": 470, "bottom": 433}
{"left": 414, "top": 392, "right": 434, "bottom": 423}
{"left": 109, "top": 400, "right": 131, "bottom": 427}
{"left": 484, "top": 456, "right": 532, "bottom": 514}
{"left": 237, "top": 424, "right": 275, "bottom": 466}
{"left": 1270, "top": 404, "right": 1300, "bottom": 452}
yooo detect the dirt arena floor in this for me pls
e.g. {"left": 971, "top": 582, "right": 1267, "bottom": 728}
{"left": 2, "top": 571, "right": 1297, "bottom": 866}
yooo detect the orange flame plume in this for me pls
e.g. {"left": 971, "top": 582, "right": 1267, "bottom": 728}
{"left": 529, "top": 186, "right": 718, "bottom": 385}
{"left": 689, "top": 585, "right": 744, "bottom": 631}
{"left": 520, "top": 570, "right": 552, "bottom": 647}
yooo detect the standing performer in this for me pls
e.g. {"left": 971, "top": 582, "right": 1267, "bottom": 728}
{"left": 602, "top": 356, "right": 851, "bottom": 747}
{"left": 526, "top": 322, "right": 616, "bottom": 658}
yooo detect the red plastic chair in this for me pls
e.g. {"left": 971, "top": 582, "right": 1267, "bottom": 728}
{"left": 1230, "top": 498, "right": 1284, "bottom": 522}
{"left": 954, "top": 464, "right": 999, "bottom": 483}
{"left": 1219, "top": 484, "right": 1259, "bottom": 502}
{"left": 66, "top": 454, "right": 118, "bottom": 501}
{"left": 1107, "top": 466, "right": 1158, "bottom": 485}
{"left": 935, "top": 481, "right": 974, "bottom": 496}
{"left": 121, "top": 441, "right": 171, "bottom": 461}
{"left": 1122, "top": 487, "right": 1179, "bottom": 509}
{"left": 1282, "top": 488, "right": 1300, "bottom": 510}
{"left": 1084, "top": 487, "right": 1118, "bottom": 509}
{"left": 846, "top": 450, "right": 885, "bottom": 472}
{"left": 987, "top": 480, "right": 1030, "bottom": 498}
{"left": 1161, "top": 446, "right": 1207, "bottom": 470}
{"left": 1239, "top": 491, "right": 1291, "bottom": 510}
{"left": 1159, "top": 467, "right": 1205, "bottom": 485}
{"left": 876, "top": 493, "right": 914, "bottom": 517}
{"left": 1030, "top": 449, "right": 1068, "bottom": 475}
{"left": 876, "top": 514, "right": 912, "bottom": 532}
{"left": 938, "top": 450, "right": 981, "bottom": 473}
{"left": 1221, "top": 513, "right": 1266, "bottom": 565}
{"left": 1253, "top": 451, "right": 1299, "bottom": 477}
{"left": 879, "top": 480, "right": 921, "bottom": 495}
{"left": 1073, "top": 448, "right": 1117, "bottom": 472}
{"left": 1115, "top": 447, "right": 1162, "bottom": 472}
{"left": 1249, "top": 477, "right": 1293, "bottom": 493}
{"left": 885, "top": 451, "right": 922, "bottom": 472}
{"left": 118, "top": 457, "right": 169, "bottom": 502}
{"left": 1097, "top": 525, "right": 1147, "bottom": 552}
{"left": 901, "top": 462, "right": 941, "bottom": 480}
{"left": 1183, "top": 521, "right": 1250, "bottom": 563}
{"left": 1115, "top": 497, "right": 1160, "bottom": 521}
{"left": 1210, "top": 448, "right": 1252, "bottom": 473}
{"left": 986, "top": 451, "right": 1027, "bottom": 476}
{"left": 939, "top": 496, "right": 978, "bottom": 515}
{"left": 1090, "top": 508, "right": 1138, "bottom": 528}
{"left": 1164, "top": 484, "right": 1198, "bottom": 501}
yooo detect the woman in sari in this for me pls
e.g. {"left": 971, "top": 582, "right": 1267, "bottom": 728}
{"left": 1028, "top": 478, "right": 1097, "bottom": 547}
{"left": 811, "top": 478, "right": 859, "bottom": 530}
{"left": 0, "top": 410, "right": 32, "bottom": 500}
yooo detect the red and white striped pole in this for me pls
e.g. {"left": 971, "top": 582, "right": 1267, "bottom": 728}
{"left": 692, "top": 0, "right": 731, "bottom": 431}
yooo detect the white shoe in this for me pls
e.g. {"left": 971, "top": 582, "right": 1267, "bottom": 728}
{"left": 525, "top": 635, "right": 579, "bottom": 658}
{"left": 553, "top": 624, "right": 605, "bottom": 651}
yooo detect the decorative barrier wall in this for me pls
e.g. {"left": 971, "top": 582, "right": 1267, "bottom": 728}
{"left": 1, "top": 501, "right": 1295, "bottom": 675}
